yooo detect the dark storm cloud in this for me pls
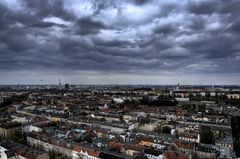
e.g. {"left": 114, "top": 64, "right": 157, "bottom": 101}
{"left": 228, "top": 20, "right": 240, "bottom": 33}
{"left": 188, "top": 17, "right": 206, "bottom": 31}
{"left": 154, "top": 24, "right": 177, "bottom": 35}
{"left": 92, "top": 1, "right": 119, "bottom": 15}
{"left": 75, "top": 17, "right": 108, "bottom": 35}
{"left": 27, "top": 22, "right": 66, "bottom": 28}
{"left": 21, "top": 0, "right": 75, "bottom": 21}
{"left": 133, "top": 0, "right": 150, "bottom": 5}
{"left": 187, "top": 1, "right": 216, "bottom": 15}
{"left": 92, "top": 38, "right": 134, "bottom": 48}
{"left": 182, "top": 34, "right": 240, "bottom": 59}
{"left": 0, "top": 0, "right": 240, "bottom": 81}
{"left": 0, "top": 4, "right": 10, "bottom": 30}
{"left": 187, "top": 0, "right": 240, "bottom": 17}
{"left": 0, "top": 28, "right": 33, "bottom": 52}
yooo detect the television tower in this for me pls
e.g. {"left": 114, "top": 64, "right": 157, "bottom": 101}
{"left": 58, "top": 76, "right": 61, "bottom": 87}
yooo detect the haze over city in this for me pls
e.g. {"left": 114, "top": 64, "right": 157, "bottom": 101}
{"left": 0, "top": 0, "right": 240, "bottom": 85}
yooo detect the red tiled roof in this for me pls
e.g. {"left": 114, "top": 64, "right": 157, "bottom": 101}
{"left": 124, "top": 144, "right": 144, "bottom": 151}
{"left": 179, "top": 132, "right": 198, "bottom": 139}
{"left": 94, "top": 128, "right": 109, "bottom": 134}
{"left": 108, "top": 141, "right": 125, "bottom": 148}
{"left": 174, "top": 140, "right": 194, "bottom": 150}
{"left": 16, "top": 147, "right": 44, "bottom": 159}
{"left": 73, "top": 145, "right": 100, "bottom": 157}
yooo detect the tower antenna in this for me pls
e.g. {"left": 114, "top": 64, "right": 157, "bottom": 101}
{"left": 59, "top": 76, "right": 61, "bottom": 87}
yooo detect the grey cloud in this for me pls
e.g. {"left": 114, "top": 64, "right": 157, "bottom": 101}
{"left": 154, "top": 24, "right": 177, "bottom": 35}
{"left": 27, "top": 22, "right": 66, "bottom": 28}
{"left": 188, "top": 17, "right": 206, "bottom": 31}
{"left": 188, "top": 1, "right": 217, "bottom": 15}
{"left": 182, "top": 34, "right": 240, "bottom": 59}
{"left": 187, "top": 0, "right": 240, "bottom": 18}
{"left": 92, "top": 0, "right": 119, "bottom": 15}
{"left": 93, "top": 38, "right": 134, "bottom": 48}
{"left": 133, "top": 0, "right": 150, "bottom": 5}
{"left": 75, "top": 17, "right": 107, "bottom": 35}
{"left": 228, "top": 21, "right": 240, "bottom": 33}
{"left": 159, "top": 4, "right": 178, "bottom": 17}
{"left": 0, "top": 32, "right": 32, "bottom": 52}
{"left": 0, "top": 0, "right": 240, "bottom": 84}
{"left": 21, "top": 0, "right": 75, "bottom": 21}
{"left": 0, "top": 4, "right": 11, "bottom": 30}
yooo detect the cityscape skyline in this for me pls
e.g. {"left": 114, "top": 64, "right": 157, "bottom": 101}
{"left": 1, "top": 1, "right": 240, "bottom": 158}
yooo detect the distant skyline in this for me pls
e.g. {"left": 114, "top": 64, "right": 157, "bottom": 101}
{"left": 0, "top": 0, "right": 240, "bottom": 85}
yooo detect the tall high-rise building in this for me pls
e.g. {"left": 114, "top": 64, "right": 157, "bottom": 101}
{"left": 65, "top": 84, "right": 69, "bottom": 89}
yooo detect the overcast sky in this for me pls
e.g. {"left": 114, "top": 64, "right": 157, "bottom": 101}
{"left": 0, "top": 0, "right": 240, "bottom": 85}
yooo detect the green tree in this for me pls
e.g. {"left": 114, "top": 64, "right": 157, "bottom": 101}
{"left": 198, "top": 104, "right": 206, "bottom": 112}
{"left": 139, "top": 115, "right": 150, "bottom": 125}
{"left": 49, "top": 149, "right": 56, "bottom": 159}
{"left": 161, "top": 126, "right": 171, "bottom": 134}
{"left": 201, "top": 129, "right": 214, "bottom": 144}
{"left": 234, "top": 139, "right": 240, "bottom": 157}
{"left": 155, "top": 125, "right": 162, "bottom": 134}
{"left": 182, "top": 103, "right": 194, "bottom": 113}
